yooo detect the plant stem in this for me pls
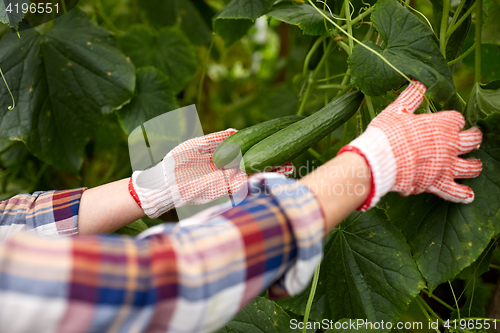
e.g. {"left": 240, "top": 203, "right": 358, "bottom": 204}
{"left": 416, "top": 297, "right": 441, "bottom": 333}
{"left": 421, "top": 288, "right": 455, "bottom": 311}
{"left": 337, "top": 40, "right": 351, "bottom": 54}
{"left": 449, "top": 280, "right": 461, "bottom": 320}
{"left": 490, "top": 264, "right": 500, "bottom": 270}
{"left": 0, "top": 68, "right": 15, "bottom": 111}
{"left": 303, "top": 35, "right": 328, "bottom": 78}
{"left": 339, "top": 122, "right": 349, "bottom": 147}
{"left": 365, "top": 96, "right": 375, "bottom": 119}
{"left": 343, "top": 0, "right": 353, "bottom": 54}
{"left": 457, "top": 92, "right": 466, "bottom": 106}
{"left": 440, "top": 0, "right": 450, "bottom": 57}
{"left": 364, "top": 24, "right": 376, "bottom": 42}
{"left": 340, "top": 5, "right": 374, "bottom": 30}
{"left": 335, "top": 81, "right": 353, "bottom": 99}
{"left": 308, "top": 148, "right": 324, "bottom": 162}
{"left": 323, "top": 38, "right": 329, "bottom": 106}
{"left": 322, "top": 1, "right": 329, "bottom": 34}
{"left": 298, "top": 75, "right": 314, "bottom": 116}
{"left": 61, "top": 0, "right": 67, "bottom": 13}
{"left": 475, "top": 0, "right": 482, "bottom": 84}
{"left": 324, "top": 30, "right": 331, "bottom": 152}
{"left": 316, "top": 84, "right": 346, "bottom": 90}
{"left": 468, "top": 277, "right": 476, "bottom": 317}
{"left": 402, "top": 2, "right": 435, "bottom": 34}
{"left": 446, "top": 3, "right": 477, "bottom": 39}
{"left": 316, "top": 73, "right": 349, "bottom": 82}
{"left": 449, "top": 0, "right": 467, "bottom": 29}
{"left": 448, "top": 43, "right": 475, "bottom": 65}
{"left": 325, "top": 133, "right": 332, "bottom": 158}
{"left": 418, "top": 295, "right": 446, "bottom": 326}
{"left": 302, "top": 264, "right": 321, "bottom": 333}
{"left": 197, "top": 36, "right": 215, "bottom": 110}
{"left": 298, "top": 40, "right": 334, "bottom": 116}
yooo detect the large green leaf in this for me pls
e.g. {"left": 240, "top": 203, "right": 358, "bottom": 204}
{"left": 118, "top": 25, "right": 197, "bottom": 93}
{"left": 116, "top": 67, "right": 179, "bottom": 134}
{"left": 323, "top": 209, "right": 424, "bottom": 326}
{"left": 0, "top": 8, "right": 135, "bottom": 172}
{"left": 214, "top": 0, "right": 276, "bottom": 45}
{"left": 348, "top": 0, "right": 461, "bottom": 110}
{"left": 215, "top": 296, "right": 291, "bottom": 333}
{"left": 0, "top": 0, "right": 29, "bottom": 29}
{"left": 266, "top": 3, "right": 334, "bottom": 36}
{"left": 382, "top": 112, "right": 500, "bottom": 290}
{"left": 466, "top": 80, "right": 500, "bottom": 126}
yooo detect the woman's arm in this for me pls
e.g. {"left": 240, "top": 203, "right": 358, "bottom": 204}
{"left": 76, "top": 151, "right": 371, "bottom": 235}
{"left": 299, "top": 151, "right": 371, "bottom": 232}
{"left": 0, "top": 179, "right": 145, "bottom": 239}
{"left": 77, "top": 178, "right": 144, "bottom": 234}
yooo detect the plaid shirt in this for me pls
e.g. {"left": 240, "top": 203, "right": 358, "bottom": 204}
{"left": 0, "top": 188, "right": 85, "bottom": 240}
{"left": 0, "top": 174, "right": 324, "bottom": 333}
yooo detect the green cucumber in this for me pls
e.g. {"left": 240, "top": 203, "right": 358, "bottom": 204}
{"left": 241, "top": 90, "right": 364, "bottom": 174}
{"left": 213, "top": 115, "right": 304, "bottom": 168}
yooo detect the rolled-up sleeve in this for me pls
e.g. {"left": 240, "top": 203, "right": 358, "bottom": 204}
{"left": 0, "top": 188, "right": 86, "bottom": 240}
{"left": 0, "top": 174, "right": 324, "bottom": 333}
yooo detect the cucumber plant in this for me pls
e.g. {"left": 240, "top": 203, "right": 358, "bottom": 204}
{"left": 0, "top": 0, "right": 499, "bottom": 332}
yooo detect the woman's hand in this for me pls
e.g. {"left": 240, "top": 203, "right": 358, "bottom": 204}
{"left": 339, "top": 80, "right": 483, "bottom": 210}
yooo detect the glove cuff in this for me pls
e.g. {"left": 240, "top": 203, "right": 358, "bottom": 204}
{"left": 130, "top": 161, "right": 174, "bottom": 218}
{"left": 338, "top": 126, "right": 397, "bottom": 210}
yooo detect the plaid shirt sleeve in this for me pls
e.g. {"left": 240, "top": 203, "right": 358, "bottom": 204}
{"left": 0, "top": 188, "right": 86, "bottom": 241}
{"left": 0, "top": 174, "right": 324, "bottom": 333}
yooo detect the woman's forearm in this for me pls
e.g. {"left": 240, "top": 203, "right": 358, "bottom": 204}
{"left": 78, "top": 178, "right": 145, "bottom": 234}
{"left": 299, "top": 151, "right": 371, "bottom": 232}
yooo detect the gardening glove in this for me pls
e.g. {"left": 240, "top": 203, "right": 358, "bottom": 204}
{"left": 338, "top": 80, "right": 483, "bottom": 211}
{"left": 129, "top": 129, "right": 294, "bottom": 218}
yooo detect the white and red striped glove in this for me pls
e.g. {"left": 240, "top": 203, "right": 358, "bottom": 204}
{"left": 129, "top": 129, "right": 294, "bottom": 218}
{"left": 339, "top": 80, "right": 483, "bottom": 211}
